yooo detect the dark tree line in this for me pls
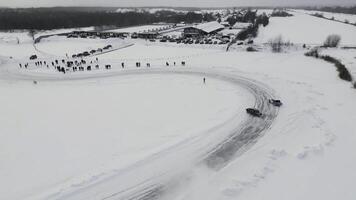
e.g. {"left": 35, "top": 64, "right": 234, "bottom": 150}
{"left": 270, "top": 10, "right": 293, "bottom": 17}
{"left": 226, "top": 9, "right": 258, "bottom": 26}
{"left": 235, "top": 12, "right": 269, "bottom": 40}
{"left": 236, "top": 24, "right": 259, "bottom": 40}
{"left": 300, "top": 6, "right": 356, "bottom": 15}
{"left": 0, "top": 8, "right": 213, "bottom": 30}
{"left": 305, "top": 48, "right": 353, "bottom": 82}
{"left": 317, "top": 6, "right": 356, "bottom": 15}
{"left": 226, "top": 9, "right": 268, "bottom": 27}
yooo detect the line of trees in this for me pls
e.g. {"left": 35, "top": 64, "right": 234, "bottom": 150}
{"left": 301, "top": 6, "right": 356, "bottom": 15}
{"left": 0, "top": 8, "right": 213, "bottom": 30}
{"left": 235, "top": 12, "right": 269, "bottom": 40}
{"left": 305, "top": 46, "right": 353, "bottom": 82}
{"left": 317, "top": 6, "right": 356, "bottom": 15}
{"left": 270, "top": 10, "right": 293, "bottom": 17}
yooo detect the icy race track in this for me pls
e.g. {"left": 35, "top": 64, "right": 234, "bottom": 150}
{"left": 3, "top": 67, "right": 279, "bottom": 200}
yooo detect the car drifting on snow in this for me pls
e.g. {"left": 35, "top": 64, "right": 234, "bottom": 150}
{"left": 246, "top": 108, "right": 263, "bottom": 117}
{"left": 268, "top": 99, "right": 283, "bottom": 107}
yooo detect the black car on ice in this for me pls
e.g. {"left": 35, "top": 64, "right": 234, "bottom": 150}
{"left": 246, "top": 108, "right": 263, "bottom": 117}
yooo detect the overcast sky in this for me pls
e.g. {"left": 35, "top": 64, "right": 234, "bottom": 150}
{"left": 1, "top": 0, "right": 355, "bottom": 8}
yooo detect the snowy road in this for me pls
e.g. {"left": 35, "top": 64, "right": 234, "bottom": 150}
{"left": 0, "top": 66, "right": 278, "bottom": 200}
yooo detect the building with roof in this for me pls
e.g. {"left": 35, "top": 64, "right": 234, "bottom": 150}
{"left": 183, "top": 21, "right": 224, "bottom": 37}
{"left": 137, "top": 32, "right": 159, "bottom": 39}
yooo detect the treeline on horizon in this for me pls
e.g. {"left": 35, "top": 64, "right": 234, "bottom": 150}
{"left": 318, "top": 6, "right": 356, "bottom": 15}
{"left": 300, "top": 6, "right": 356, "bottom": 15}
{"left": 0, "top": 8, "right": 215, "bottom": 30}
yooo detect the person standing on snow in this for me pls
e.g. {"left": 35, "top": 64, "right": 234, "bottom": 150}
{"left": 203, "top": 77, "right": 206, "bottom": 84}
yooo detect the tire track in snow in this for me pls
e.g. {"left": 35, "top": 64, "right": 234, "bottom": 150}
{"left": 0, "top": 67, "right": 278, "bottom": 200}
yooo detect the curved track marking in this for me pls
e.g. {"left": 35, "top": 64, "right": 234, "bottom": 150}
{"left": 0, "top": 67, "right": 278, "bottom": 200}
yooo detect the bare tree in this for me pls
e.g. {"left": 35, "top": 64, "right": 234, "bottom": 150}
{"left": 269, "top": 35, "right": 284, "bottom": 52}
{"left": 28, "top": 29, "right": 36, "bottom": 43}
{"left": 323, "top": 34, "right": 341, "bottom": 47}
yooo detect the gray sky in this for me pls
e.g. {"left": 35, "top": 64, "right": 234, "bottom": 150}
{"left": 1, "top": 0, "right": 355, "bottom": 8}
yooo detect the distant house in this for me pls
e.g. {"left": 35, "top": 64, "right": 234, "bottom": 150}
{"left": 183, "top": 21, "right": 225, "bottom": 37}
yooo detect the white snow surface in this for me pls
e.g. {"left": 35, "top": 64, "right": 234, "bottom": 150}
{"left": 0, "top": 70, "right": 251, "bottom": 200}
{"left": 256, "top": 12, "right": 356, "bottom": 46}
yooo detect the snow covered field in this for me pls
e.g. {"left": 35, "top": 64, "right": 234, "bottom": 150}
{"left": 0, "top": 31, "right": 38, "bottom": 59}
{"left": 1, "top": 9, "right": 356, "bottom": 200}
{"left": 256, "top": 12, "right": 356, "bottom": 46}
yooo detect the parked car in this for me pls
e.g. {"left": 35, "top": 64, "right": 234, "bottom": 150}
{"left": 29, "top": 55, "right": 37, "bottom": 60}
{"left": 131, "top": 33, "right": 138, "bottom": 39}
{"left": 246, "top": 108, "right": 263, "bottom": 117}
{"left": 269, "top": 99, "right": 283, "bottom": 107}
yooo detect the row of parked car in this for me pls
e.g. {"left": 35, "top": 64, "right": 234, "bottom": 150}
{"left": 72, "top": 45, "right": 112, "bottom": 58}
{"left": 246, "top": 99, "right": 283, "bottom": 117}
{"left": 67, "top": 31, "right": 125, "bottom": 40}
{"left": 150, "top": 37, "right": 230, "bottom": 45}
